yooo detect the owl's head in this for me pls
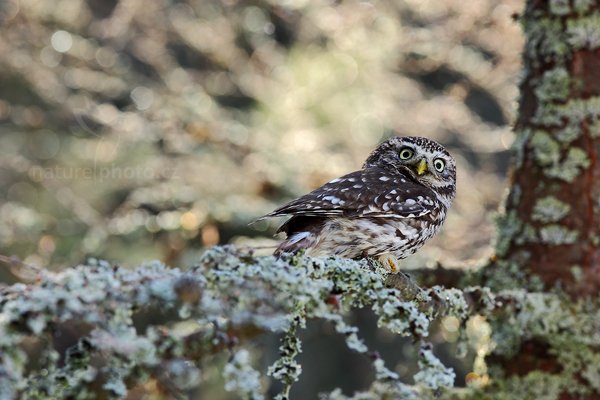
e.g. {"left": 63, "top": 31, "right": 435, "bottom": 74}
{"left": 363, "top": 136, "right": 457, "bottom": 192}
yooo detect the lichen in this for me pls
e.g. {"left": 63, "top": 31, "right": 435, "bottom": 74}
{"left": 494, "top": 210, "right": 522, "bottom": 257}
{"left": 268, "top": 321, "right": 303, "bottom": 400}
{"left": 545, "top": 147, "right": 590, "bottom": 182}
{"left": 534, "top": 97, "right": 600, "bottom": 127}
{"left": 511, "top": 129, "right": 531, "bottom": 170}
{"left": 555, "top": 123, "right": 581, "bottom": 144}
{"left": 498, "top": 371, "right": 567, "bottom": 400}
{"left": 574, "top": 0, "right": 595, "bottom": 14}
{"left": 533, "top": 67, "right": 570, "bottom": 102}
{"left": 539, "top": 224, "right": 579, "bottom": 245}
{"left": 566, "top": 15, "right": 600, "bottom": 49}
{"left": 549, "top": 0, "right": 571, "bottom": 15}
{"left": 413, "top": 345, "right": 456, "bottom": 391}
{"left": 1, "top": 246, "right": 599, "bottom": 399}
{"left": 224, "top": 349, "right": 264, "bottom": 400}
{"left": 590, "top": 120, "right": 600, "bottom": 138}
{"left": 527, "top": 129, "right": 591, "bottom": 182}
{"left": 532, "top": 196, "right": 571, "bottom": 223}
{"left": 516, "top": 223, "right": 538, "bottom": 245}
{"left": 523, "top": 17, "right": 568, "bottom": 59}
{"left": 530, "top": 130, "right": 560, "bottom": 166}
{"left": 0, "top": 247, "right": 462, "bottom": 398}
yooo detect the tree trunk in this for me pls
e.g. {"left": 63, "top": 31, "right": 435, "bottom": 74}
{"left": 495, "top": 0, "right": 600, "bottom": 297}
{"left": 487, "top": 2, "right": 600, "bottom": 399}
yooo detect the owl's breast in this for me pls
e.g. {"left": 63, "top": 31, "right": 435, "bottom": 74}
{"left": 308, "top": 207, "right": 447, "bottom": 259}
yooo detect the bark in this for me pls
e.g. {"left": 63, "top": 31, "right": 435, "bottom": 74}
{"left": 488, "top": 2, "right": 600, "bottom": 399}
{"left": 495, "top": 0, "right": 600, "bottom": 297}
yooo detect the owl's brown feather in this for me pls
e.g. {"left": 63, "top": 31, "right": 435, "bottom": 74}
{"left": 263, "top": 168, "right": 435, "bottom": 220}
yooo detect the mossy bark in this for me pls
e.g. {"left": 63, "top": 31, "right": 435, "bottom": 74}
{"left": 495, "top": 0, "right": 600, "bottom": 297}
{"left": 489, "top": 2, "right": 600, "bottom": 399}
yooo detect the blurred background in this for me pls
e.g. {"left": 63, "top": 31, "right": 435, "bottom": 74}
{"left": 0, "top": 0, "right": 523, "bottom": 397}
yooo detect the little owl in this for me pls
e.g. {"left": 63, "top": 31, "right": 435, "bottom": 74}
{"left": 259, "top": 136, "right": 456, "bottom": 272}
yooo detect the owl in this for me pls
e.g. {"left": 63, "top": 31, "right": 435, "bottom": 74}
{"left": 259, "top": 136, "right": 456, "bottom": 272}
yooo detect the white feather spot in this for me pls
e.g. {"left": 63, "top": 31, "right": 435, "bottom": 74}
{"left": 328, "top": 178, "right": 342, "bottom": 184}
{"left": 379, "top": 176, "right": 390, "bottom": 181}
{"left": 289, "top": 231, "right": 310, "bottom": 244}
{"left": 405, "top": 199, "right": 416, "bottom": 205}
{"left": 323, "top": 195, "right": 342, "bottom": 205}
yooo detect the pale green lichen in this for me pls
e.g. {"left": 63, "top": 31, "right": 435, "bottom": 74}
{"left": 530, "top": 130, "right": 560, "bottom": 166}
{"left": 0, "top": 247, "right": 465, "bottom": 399}
{"left": 268, "top": 320, "right": 303, "bottom": 400}
{"left": 549, "top": 0, "right": 570, "bottom": 16}
{"left": 498, "top": 371, "right": 567, "bottom": 400}
{"left": 494, "top": 210, "right": 522, "bottom": 257}
{"left": 529, "top": 128, "right": 591, "bottom": 181}
{"left": 511, "top": 129, "right": 531, "bottom": 170}
{"left": 532, "top": 196, "right": 571, "bottom": 223}
{"left": 535, "top": 97, "right": 600, "bottom": 127}
{"left": 574, "top": 0, "right": 595, "bottom": 14}
{"left": 570, "top": 265, "right": 583, "bottom": 282}
{"left": 516, "top": 223, "right": 538, "bottom": 245}
{"left": 555, "top": 123, "right": 581, "bottom": 144}
{"left": 324, "top": 378, "right": 418, "bottom": 400}
{"left": 545, "top": 147, "right": 590, "bottom": 182}
{"left": 566, "top": 15, "right": 600, "bottom": 49}
{"left": 2, "top": 246, "right": 599, "bottom": 399}
{"left": 413, "top": 345, "right": 456, "bottom": 391}
{"left": 224, "top": 349, "right": 264, "bottom": 400}
{"left": 523, "top": 17, "right": 569, "bottom": 59}
{"left": 591, "top": 120, "right": 600, "bottom": 138}
{"left": 582, "top": 354, "right": 600, "bottom": 392}
{"left": 539, "top": 224, "right": 579, "bottom": 245}
{"left": 534, "top": 67, "right": 570, "bottom": 102}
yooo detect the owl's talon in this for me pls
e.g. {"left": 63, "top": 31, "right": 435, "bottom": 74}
{"left": 378, "top": 254, "right": 400, "bottom": 274}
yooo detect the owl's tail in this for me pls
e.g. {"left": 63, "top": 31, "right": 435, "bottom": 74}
{"left": 274, "top": 231, "right": 318, "bottom": 256}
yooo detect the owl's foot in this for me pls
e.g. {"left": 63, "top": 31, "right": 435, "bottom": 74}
{"left": 378, "top": 253, "right": 400, "bottom": 274}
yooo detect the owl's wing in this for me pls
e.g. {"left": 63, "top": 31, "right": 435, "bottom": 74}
{"left": 260, "top": 167, "right": 438, "bottom": 220}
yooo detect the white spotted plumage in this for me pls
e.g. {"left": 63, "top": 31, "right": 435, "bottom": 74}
{"left": 258, "top": 136, "right": 457, "bottom": 270}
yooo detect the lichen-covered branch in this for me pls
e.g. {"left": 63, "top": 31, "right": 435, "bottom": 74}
{"left": 1, "top": 246, "right": 598, "bottom": 399}
{"left": 0, "top": 246, "right": 458, "bottom": 399}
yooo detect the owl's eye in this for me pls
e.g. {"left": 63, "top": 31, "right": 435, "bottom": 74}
{"left": 433, "top": 158, "right": 445, "bottom": 172}
{"left": 399, "top": 148, "right": 414, "bottom": 160}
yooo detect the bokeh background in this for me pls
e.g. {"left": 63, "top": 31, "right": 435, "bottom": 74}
{"left": 0, "top": 0, "right": 524, "bottom": 397}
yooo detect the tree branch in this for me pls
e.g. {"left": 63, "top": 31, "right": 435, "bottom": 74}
{"left": 0, "top": 246, "right": 596, "bottom": 399}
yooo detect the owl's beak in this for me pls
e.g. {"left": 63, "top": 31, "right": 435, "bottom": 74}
{"left": 416, "top": 159, "right": 428, "bottom": 176}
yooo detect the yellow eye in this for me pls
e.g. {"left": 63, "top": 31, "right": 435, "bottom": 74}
{"left": 434, "top": 158, "right": 445, "bottom": 172}
{"left": 399, "top": 148, "right": 414, "bottom": 160}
